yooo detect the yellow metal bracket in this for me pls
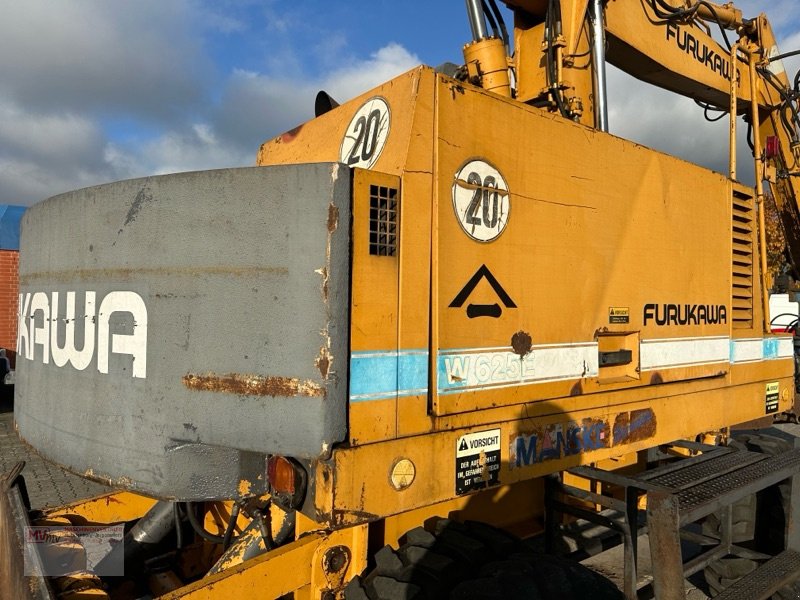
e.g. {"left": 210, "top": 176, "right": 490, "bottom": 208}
{"left": 162, "top": 524, "right": 368, "bottom": 600}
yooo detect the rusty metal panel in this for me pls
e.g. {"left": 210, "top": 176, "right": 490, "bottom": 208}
{"left": 15, "top": 164, "right": 351, "bottom": 500}
{"left": 0, "top": 465, "right": 55, "bottom": 600}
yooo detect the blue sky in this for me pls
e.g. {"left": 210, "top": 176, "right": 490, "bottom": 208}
{"left": 0, "top": 0, "right": 797, "bottom": 206}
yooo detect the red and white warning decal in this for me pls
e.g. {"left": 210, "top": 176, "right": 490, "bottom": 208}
{"left": 339, "top": 96, "right": 391, "bottom": 169}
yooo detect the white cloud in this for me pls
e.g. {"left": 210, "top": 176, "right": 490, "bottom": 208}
{"left": 208, "top": 43, "right": 420, "bottom": 157}
{"left": 0, "top": 0, "right": 210, "bottom": 123}
{"left": 103, "top": 43, "right": 420, "bottom": 184}
{"left": 0, "top": 0, "right": 795, "bottom": 208}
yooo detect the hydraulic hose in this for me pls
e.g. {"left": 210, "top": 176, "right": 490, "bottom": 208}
{"left": 186, "top": 502, "right": 225, "bottom": 544}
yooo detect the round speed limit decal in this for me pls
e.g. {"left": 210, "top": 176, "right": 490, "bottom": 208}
{"left": 452, "top": 159, "right": 510, "bottom": 242}
{"left": 339, "top": 97, "right": 391, "bottom": 169}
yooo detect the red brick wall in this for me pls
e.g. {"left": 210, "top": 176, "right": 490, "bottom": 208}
{"left": 0, "top": 250, "right": 18, "bottom": 366}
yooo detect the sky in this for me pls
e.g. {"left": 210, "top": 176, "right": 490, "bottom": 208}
{"left": 0, "top": 0, "right": 798, "bottom": 207}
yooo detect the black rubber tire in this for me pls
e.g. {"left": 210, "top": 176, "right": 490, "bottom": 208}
{"left": 344, "top": 519, "right": 624, "bottom": 600}
{"left": 703, "top": 429, "right": 800, "bottom": 598}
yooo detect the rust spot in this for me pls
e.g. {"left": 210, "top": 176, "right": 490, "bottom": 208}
{"left": 612, "top": 408, "right": 657, "bottom": 446}
{"left": 327, "top": 203, "right": 339, "bottom": 233}
{"left": 320, "top": 266, "right": 329, "bottom": 302}
{"left": 278, "top": 125, "right": 303, "bottom": 143}
{"left": 20, "top": 265, "right": 288, "bottom": 285}
{"left": 649, "top": 372, "right": 664, "bottom": 385}
{"left": 182, "top": 373, "right": 325, "bottom": 398}
{"left": 511, "top": 331, "right": 532, "bottom": 357}
{"left": 570, "top": 381, "right": 583, "bottom": 396}
{"left": 316, "top": 347, "right": 331, "bottom": 379}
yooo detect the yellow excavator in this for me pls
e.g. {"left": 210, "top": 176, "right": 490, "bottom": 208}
{"left": 3, "top": 0, "right": 800, "bottom": 598}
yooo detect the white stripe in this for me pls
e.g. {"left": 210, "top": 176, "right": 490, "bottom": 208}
{"left": 640, "top": 336, "right": 729, "bottom": 371}
{"left": 437, "top": 343, "right": 598, "bottom": 394}
{"left": 731, "top": 338, "right": 763, "bottom": 363}
{"left": 776, "top": 337, "right": 794, "bottom": 359}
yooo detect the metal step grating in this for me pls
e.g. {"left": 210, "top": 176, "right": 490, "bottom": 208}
{"left": 644, "top": 449, "right": 766, "bottom": 491}
{"left": 676, "top": 449, "right": 800, "bottom": 522}
{"left": 713, "top": 549, "right": 800, "bottom": 600}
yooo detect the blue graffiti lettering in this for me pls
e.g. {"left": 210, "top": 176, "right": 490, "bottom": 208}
{"left": 515, "top": 435, "right": 538, "bottom": 467}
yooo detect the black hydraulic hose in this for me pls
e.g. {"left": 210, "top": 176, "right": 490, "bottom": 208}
{"left": 222, "top": 503, "right": 240, "bottom": 551}
{"left": 695, "top": 1, "right": 732, "bottom": 50}
{"left": 649, "top": 0, "right": 731, "bottom": 50}
{"left": 256, "top": 509, "right": 274, "bottom": 550}
{"left": 758, "top": 67, "right": 800, "bottom": 145}
{"left": 174, "top": 502, "right": 183, "bottom": 550}
{"left": 486, "top": 0, "right": 510, "bottom": 52}
{"left": 186, "top": 502, "right": 225, "bottom": 544}
{"left": 480, "top": 0, "right": 501, "bottom": 40}
{"left": 545, "top": 0, "right": 569, "bottom": 118}
{"left": 770, "top": 49, "right": 800, "bottom": 63}
{"left": 771, "top": 312, "right": 800, "bottom": 326}
{"left": 695, "top": 99, "right": 728, "bottom": 122}
{"left": 650, "top": 0, "right": 695, "bottom": 21}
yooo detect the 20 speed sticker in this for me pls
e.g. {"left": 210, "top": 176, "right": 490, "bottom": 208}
{"left": 339, "top": 96, "right": 390, "bottom": 169}
{"left": 455, "top": 428, "right": 501, "bottom": 495}
{"left": 452, "top": 159, "right": 510, "bottom": 242}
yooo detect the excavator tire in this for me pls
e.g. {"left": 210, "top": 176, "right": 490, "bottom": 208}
{"left": 344, "top": 518, "right": 624, "bottom": 600}
{"left": 704, "top": 429, "right": 800, "bottom": 598}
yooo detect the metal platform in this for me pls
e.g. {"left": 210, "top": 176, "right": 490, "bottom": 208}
{"left": 546, "top": 439, "right": 800, "bottom": 599}
{"left": 713, "top": 550, "right": 800, "bottom": 600}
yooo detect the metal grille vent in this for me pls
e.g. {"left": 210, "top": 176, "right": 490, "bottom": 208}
{"left": 732, "top": 189, "right": 754, "bottom": 329}
{"left": 369, "top": 184, "right": 398, "bottom": 256}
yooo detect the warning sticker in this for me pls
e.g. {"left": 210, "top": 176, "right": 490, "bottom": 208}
{"left": 609, "top": 307, "right": 630, "bottom": 324}
{"left": 455, "top": 428, "right": 501, "bottom": 495}
{"left": 766, "top": 382, "right": 780, "bottom": 414}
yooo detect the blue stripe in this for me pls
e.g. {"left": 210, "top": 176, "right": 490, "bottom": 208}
{"left": 350, "top": 351, "right": 428, "bottom": 402}
{"left": 763, "top": 338, "right": 780, "bottom": 360}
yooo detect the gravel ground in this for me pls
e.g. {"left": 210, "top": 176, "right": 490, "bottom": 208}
{"left": 0, "top": 389, "right": 109, "bottom": 510}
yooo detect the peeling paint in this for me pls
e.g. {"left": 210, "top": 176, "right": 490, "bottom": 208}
{"left": 319, "top": 267, "right": 329, "bottom": 302}
{"left": 276, "top": 125, "right": 303, "bottom": 143}
{"left": 613, "top": 408, "right": 657, "bottom": 445}
{"left": 182, "top": 372, "right": 325, "bottom": 398}
{"left": 327, "top": 203, "right": 339, "bottom": 233}
{"left": 238, "top": 479, "right": 252, "bottom": 497}
{"left": 21, "top": 265, "right": 288, "bottom": 284}
{"left": 512, "top": 418, "right": 610, "bottom": 468}
{"left": 316, "top": 347, "right": 332, "bottom": 379}
{"left": 124, "top": 186, "right": 154, "bottom": 226}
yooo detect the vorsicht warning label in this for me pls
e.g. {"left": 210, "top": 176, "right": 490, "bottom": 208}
{"left": 766, "top": 381, "right": 780, "bottom": 414}
{"left": 455, "top": 428, "right": 501, "bottom": 495}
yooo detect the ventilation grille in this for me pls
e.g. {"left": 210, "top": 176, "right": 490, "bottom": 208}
{"left": 732, "top": 190, "right": 754, "bottom": 329}
{"left": 369, "top": 184, "right": 398, "bottom": 256}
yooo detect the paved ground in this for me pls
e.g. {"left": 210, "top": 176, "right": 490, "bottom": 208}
{"left": 0, "top": 389, "right": 109, "bottom": 510}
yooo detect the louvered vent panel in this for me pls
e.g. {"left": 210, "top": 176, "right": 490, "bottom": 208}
{"left": 732, "top": 190, "right": 754, "bottom": 329}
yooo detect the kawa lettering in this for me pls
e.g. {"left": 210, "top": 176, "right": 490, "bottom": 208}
{"left": 17, "top": 290, "right": 148, "bottom": 378}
